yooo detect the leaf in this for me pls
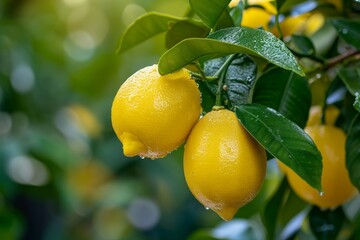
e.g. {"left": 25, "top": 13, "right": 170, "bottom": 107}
{"left": 117, "top": 12, "right": 185, "bottom": 53}
{"left": 196, "top": 80, "right": 215, "bottom": 114}
{"left": 252, "top": 67, "right": 311, "bottom": 128}
{"left": 275, "top": 0, "right": 286, "bottom": 12}
{"left": 337, "top": 64, "right": 360, "bottom": 96}
{"left": 287, "top": 35, "right": 316, "bottom": 56}
{"left": 165, "top": 21, "right": 209, "bottom": 49}
{"left": 309, "top": 206, "right": 345, "bottom": 240}
{"left": 346, "top": 113, "right": 360, "bottom": 190}
{"left": 229, "top": 1, "right": 244, "bottom": 26}
{"left": 203, "top": 54, "right": 257, "bottom": 107}
{"left": 158, "top": 27, "right": 304, "bottom": 76}
{"left": 263, "top": 178, "right": 289, "bottom": 240}
{"left": 330, "top": 19, "right": 360, "bottom": 50}
{"left": 235, "top": 103, "right": 322, "bottom": 191}
{"left": 189, "top": 0, "right": 231, "bottom": 28}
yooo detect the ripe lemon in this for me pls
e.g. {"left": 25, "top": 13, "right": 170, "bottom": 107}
{"left": 184, "top": 109, "right": 267, "bottom": 220}
{"left": 111, "top": 64, "right": 201, "bottom": 159}
{"left": 306, "top": 105, "right": 340, "bottom": 127}
{"left": 286, "top": 125, "right": 357, "bottom": 209}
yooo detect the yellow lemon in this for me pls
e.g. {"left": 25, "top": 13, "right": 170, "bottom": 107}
{"left": 184, "top": 109, "right": 267, "bottom": 220}
{"left": 286, "top": 125, "right": 357, "bottom": 209}
{"left": 111, "top": 64, "right": 201, "bottom": 159}
{"left": 306, "top": 105, "right": 340, "bottom": 127}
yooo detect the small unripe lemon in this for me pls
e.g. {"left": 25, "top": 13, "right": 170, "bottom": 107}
{"left": 111, "top": 64, "right": 201, "bottom": 159}
{"left": 184, "top": 109, "right": 267, "bottom": 220}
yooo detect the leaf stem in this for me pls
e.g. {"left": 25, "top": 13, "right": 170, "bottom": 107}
{"left": 214, "top": 54, "right": 237, "bottom": 107}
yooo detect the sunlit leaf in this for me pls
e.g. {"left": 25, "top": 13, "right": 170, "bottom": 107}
{"left": 235, "top": 104, "right": 322, "bottom": 191}
{"left": 330, "top": 19, "right": 360, "bottom": 50}
{"left": 159, "top": 27, "right": 304, "bottom": 76}
{"left": 203, "top": 54, "right": 257, "bottom": 107}
{"left": 189, "top": 0, "right": 231, "bottom": 28}
{"left": 346, "top": 113, "right": 360, "bottom": 190}
{"left": 117, "top": 12, "right": 185, "bottom": 53}
{"left": 309, "top": 206, "right": 344, "bottom": 240}
{"left": 252, "top": 67, "right": 311, "bottom": 128}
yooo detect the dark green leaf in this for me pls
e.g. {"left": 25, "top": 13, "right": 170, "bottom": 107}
{"left": 337, "top": 64, "right": 360, "bottom": 96}
{"left": 287, "top": 35, "right": 316, "bottom": 56}
{"left": 346, "top": 113, "right": 360, "bottom": 190}
{"left": 309, "top": 206, "right": 344, "bottom": 240}
{"left": 158, "top": 27, "right": 304, "bottom": 76}
{"left": 235, "top": 103, "right": 322, "bottom": 191}
{"left": 229, "top": 1, "right": 244, "bottom": 26}
{"left": 196, "top": 80, "right": 215, "bottom": 114}
{"left": 330, "top": 19, "right": 360, "bottom": 50}
{"left": 275, "top": 0, "right": 286, "bottom": 12}
{"left": 165, "top": 21, "right": 209, "bottom": 49}
{"left": 117, "top": 12, "right": 185, "bottom": 53}
{"left": 215, "top": 9, "right": 235, "bottom": 30}
{"left": 189, "top": 0, "right": 231, "bottom": 28}
{"left": 252, "top": 67, "right": 311, "bottom": 128}
{"left": 203, "top": 54, "right": 257, "bottom": 107}
{"left": 263, "top": 178, "right": 289, "bottom": 240}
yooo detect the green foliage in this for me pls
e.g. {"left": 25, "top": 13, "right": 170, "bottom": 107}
{"left": 2, "top": 0, "right": 360, "bottom": 239}
{"left": 235, "top": 104, "right": 322, "bottom": 191}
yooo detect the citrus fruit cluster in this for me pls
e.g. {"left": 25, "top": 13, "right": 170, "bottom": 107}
{"left": 279, "top": 105, "right": 358, "bottom": 209}
{"left": 111, "top": 65, "right": 267, "bottom": 220}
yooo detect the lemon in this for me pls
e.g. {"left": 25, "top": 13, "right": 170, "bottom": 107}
{"left": 306, "top": 105, "right": 340, "bottom": 127}
{"left": 286, "top": 125, "right": 357, "bottom": 209}
{"left": 184, "top": 109, "right": 266, "bottom": 220}
{"left": 111, "top": 64, "right": 201, "bottom": 159}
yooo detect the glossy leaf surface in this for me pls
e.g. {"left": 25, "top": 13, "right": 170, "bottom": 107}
{"left": 159, "top": 27, "right": 304, "bottom": 76}
{"left": 235, "top": 104, "right": 322, "bottom": 191}
{"left": 252, "top": 67, "right": 311, "bottom": 128}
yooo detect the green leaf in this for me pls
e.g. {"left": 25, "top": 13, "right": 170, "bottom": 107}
{"left": 275, "top": 0, "right": 286, "bottom": 12}
{"left": 229, "top": 1, "right": 244, "bottom": 26}
{"left": 117, "top": 12, "right": 185, "bottom": 53}
{"left": 252, "top": 67, "right": 311, "bottom": 128}
{"left": 346, "top": 113, "right": 360, "bottom": 190}
{"left": 165, "top": 21, "right": 209, "bottom": 49}
{"left": 235, "top": 103, "right": 322, "bottom": 191}
{"left": 189, "top": 0, "right": 231, "bottom": 28}
{"left": 262, "top": 178, "right": 289, "bottom": 240}
{"left": 330, "top": 19, "right": 360, "bottom": 50}
{"left": 309, "top": 206, "right": 345, "bottom": 240}
{"left": 203, "top": 54, "right": 257, "bottom": 107}
{"left": 158, "top": 27, "right": 304, "bottom": 76}
{"left": 337, "top": 64, "right": 360, "bottom": 96}
{"left": 287, "top": 35, "right": 316, "bottom": 56}
{"left": 196, "top": 80, "right": 216, "bottom": 114}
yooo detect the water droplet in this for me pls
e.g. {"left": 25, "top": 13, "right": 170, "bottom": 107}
{"left": 341, "top": 28, "right": 349, "bottom": 34}
{"left": 205, "top": 207, "right": 210, "bottom": 210}
{"left": 140, "top": 156, "right": 145, "bottom": 160}
{"left": 319, "top": 191, "right": 324, "bottom": 196}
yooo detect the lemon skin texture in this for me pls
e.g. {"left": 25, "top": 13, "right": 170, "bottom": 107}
{"left": 111, "top": 64, "right": 201, "bottom": 159}
{"left": 184, "top": 109, "right": 267, "bottom": 220}
{"left": 286, "top": 125, "right": 358, "bottom": 209}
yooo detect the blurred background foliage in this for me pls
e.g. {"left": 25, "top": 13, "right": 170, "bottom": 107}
{"left": 0, "top": 0, "right": 359, "bottom": 240}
